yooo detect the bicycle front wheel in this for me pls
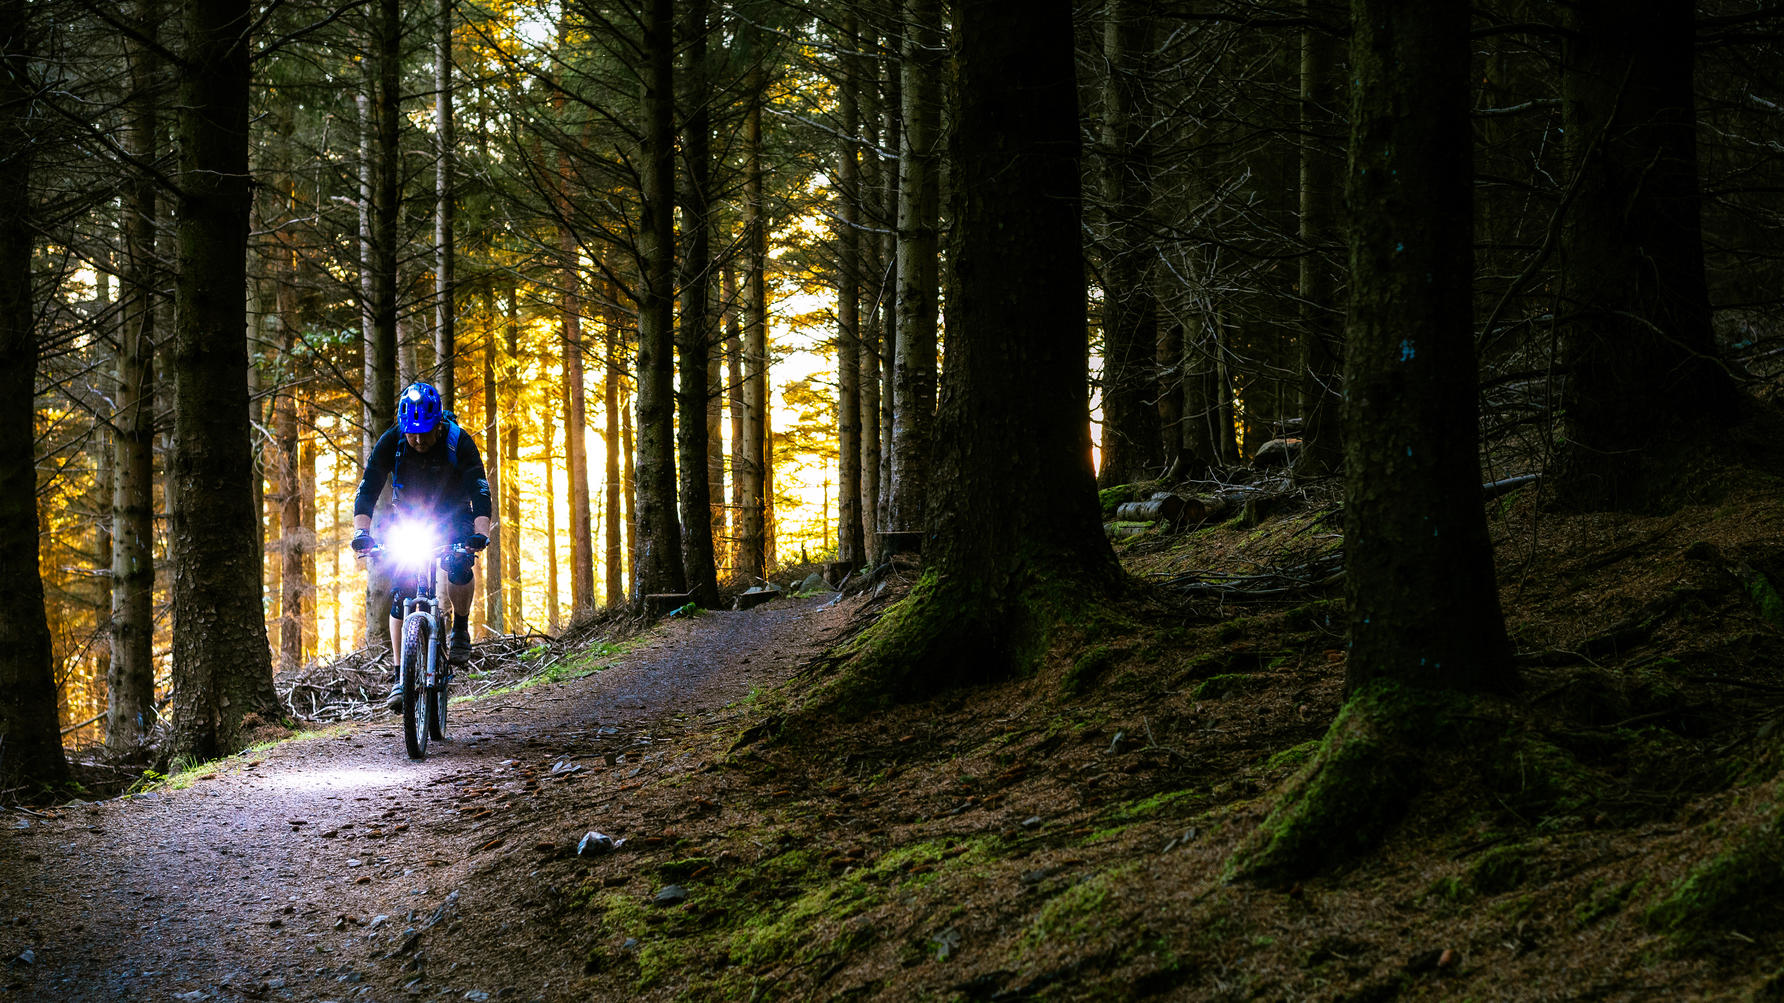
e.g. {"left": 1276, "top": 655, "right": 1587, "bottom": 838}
{"left": 401, "top": 616, "right": 430, "bottom": 761}
{"left": 427, "top": 633, "right": 449, "bottom": 741}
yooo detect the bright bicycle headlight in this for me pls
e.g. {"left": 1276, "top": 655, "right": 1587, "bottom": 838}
{"left": 383, "top": 521, "right": 437, "bottom": 569}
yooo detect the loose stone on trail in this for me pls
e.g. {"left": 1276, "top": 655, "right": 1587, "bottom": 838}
{"left": 653, "top": 885, "right": 688, "bottom": 906}
{"left": 578, "top": 831, "right": 624, "bottom": 856}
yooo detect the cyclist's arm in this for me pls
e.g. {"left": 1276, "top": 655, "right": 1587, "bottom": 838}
{"left": 353, "top": 428, "right": 400, "bottom": 520}
{"left": 456, "top": 433, "right": 493, "bottom": 520}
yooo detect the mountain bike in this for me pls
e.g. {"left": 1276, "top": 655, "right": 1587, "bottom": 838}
{"left": 362, "top": 522, "right": 473, "bottom": 760}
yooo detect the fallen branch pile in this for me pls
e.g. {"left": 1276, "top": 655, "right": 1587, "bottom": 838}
{"left": 277, "top": 631, "right": 576, "bottom": 724}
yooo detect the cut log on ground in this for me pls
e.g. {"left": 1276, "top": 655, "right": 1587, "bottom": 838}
{"left": 645, "top": 592, "right": 695, "bottom": 616}
{"left": 1114, "top": 495, "right": 1187, "bottom": 523}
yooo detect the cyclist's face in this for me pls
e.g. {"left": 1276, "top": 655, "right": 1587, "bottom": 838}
{"left": 405, "top": 427, "right": 442, "bottom": 451}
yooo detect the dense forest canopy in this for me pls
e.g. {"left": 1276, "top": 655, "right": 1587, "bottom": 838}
{"left": 0, "top": 0, "right": 1780, "bottom": 779}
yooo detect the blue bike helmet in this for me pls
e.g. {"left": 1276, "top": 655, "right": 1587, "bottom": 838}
{"left": 397, "top": 382, "right": 443, "bottom": 434}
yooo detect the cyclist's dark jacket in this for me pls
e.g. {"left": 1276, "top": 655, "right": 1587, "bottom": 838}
{"left": 353, "top": 424, "right": 491, "bottom": 523}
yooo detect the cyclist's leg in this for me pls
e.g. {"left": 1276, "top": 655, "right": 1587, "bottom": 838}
{"left": 385, "top": 584, "right": 415, "bottom": 709}
{"left": 443, "top": 509, "right": 476, "bottom": 658}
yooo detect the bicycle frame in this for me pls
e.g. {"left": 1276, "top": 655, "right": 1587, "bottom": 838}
{"left": 368, "top": 520, "right": 470, "bottom": 761}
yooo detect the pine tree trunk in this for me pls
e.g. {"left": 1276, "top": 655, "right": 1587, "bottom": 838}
{"left": 544, "top": 404, "right": 560, "bottom": 631}
{"left": 889, "top": 0, "right": 941, "bottom": 533}
{"left": 482, "top": 286, "right": 504, "bottom": 634}
{"left": 879, "top": 19, "right": 900, "bottom": 533}
{"left": 1153, "top": 321, "right": 1182, "bottom": 472}
{"left": 675, "top": 0, "right": 718, "bottom": 607}
{"left": 502, "top": 282, "right": 522, "bottom": 625}
{"left": 108, "top": 0, "right": 160, "bottom": 750}
{"left": 1298, "top": 0, "right": 1343, "bottom": 474}
{"left": 724, "top": 265, "right": 744, "bottom": 577}
{"left": 1556, "top": 0, "right": 1734, "bottom": 509}
{"left": 859, "top": 38, "right": 884, "bottom": 560}
{"left": 170, "top": 0, "right": 281, "bottom": 761}
{"left": 829, "top": 0, "right": 1118, "bottom": 706}
{"left": 299, "top": 415, "right": 317, "bottom": 657}
{"left": 706, "top": 287, "right": 725, "bottom": 581}
{"left": 275, "top": 334, "right": 302, "bottom": 673}
{"left": 605, "top": 300, "right": 625, "bottom": 606}
{"left": 622, "top": 379, "right": 638, "bottom": 590}
{"left": 852, "top": 39, "right": 881, "bottom": 556}
{"left": 635, "top": 0, "right": 684, "bottom": 600}
{"left": 1342, "top": 0, "right": 1510, "bottom": 693}
{"left": 738, "top": 62, "right": 769, "bottom": 582}
{"left": 561, "top": 220, "right": 594, "bottom": 611}
{"left": 0, "top": 0, "right": 67, "bottom": 787}
{"left": 359, "top": 1, "right": 400, "bottom": 650}
{"left": 1096, "top": 0, "right": 1162, "bottom": 487}
{"left": 434, "top": 0, "right": 455, "bottom": 408}
{"left": 835, "top": 14, "right": 865, "bottom": 565}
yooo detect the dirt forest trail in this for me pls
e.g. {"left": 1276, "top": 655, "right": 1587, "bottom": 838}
{"left": 0, "top": 597, "right": 853, "bottom": 1003}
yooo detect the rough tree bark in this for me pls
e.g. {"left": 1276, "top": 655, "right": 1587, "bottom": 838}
{"left": 605, "top": 293, "right": 625, "bottom": 606}
{"left": 724, "top": 264, "right": 744, "bottom": 575}
{"left": 1341, "top": 0, "right": 1510, "bottom": 694}
{"left": 482, "top": 286, "right": 503, "bottom": 634}
{"left": 635, "top": 0, "right": 685, "bottom": 600}
{"left": 879, "top": 12, "right": 900, "bottom": 533}
{"left": 434, "top": 0, "right": 455, "bottom": 407}
{"left": 0, "top": 0, "right": 67, "bottom": 789}
{"left": 835, "top": 14, "right": 865, "bottom": 565}
{"left": 818, "top": 0, "right": 1118, "bottom": 711}
{"left": 108, "top": 0, "right": 160, "bottom": 750}
{"left": 1555, "top": 0, "right": 1734, "bottom": 509}
{"left": 858, "top": 25, "right": 885, "bottom": 560}
{"left": 737, "top": 56, "right": 769, "bottom": 582}
{"left": 502, "top": 282, "right": 523, "bottom": 624}
{"left": 1095, "top": 0, "right": 1162, "bottom": 488}
{"left": 888, "top": 0, "right": 941, "bottom": 534}
{"left": 675, "top": 0, "right": 719, "bottom": 608}
{"left": 544, "top": 402, "right": 560, "bottom": 630}
{"left": 559, "top": 208, "right": 594, "bottom": 612}
{"left": 1297, "top": 0, "right": 1343, "bottom": 475}
{"left": 1228, "top": 0, "right": 1513, "bottom": 888}
{"left": 359, "top": 0, "right": 400, "bottom": 650}
{"left": 169, "top": 0, "right": 282, "bottom": 762}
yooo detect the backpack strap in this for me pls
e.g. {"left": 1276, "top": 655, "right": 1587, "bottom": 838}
{"left": 445, "top": 421, "right": 461, "bottom": 466}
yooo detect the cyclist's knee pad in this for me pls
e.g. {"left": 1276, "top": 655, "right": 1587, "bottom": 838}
{"left": 444, "top": 552, "right": 473, "bottom": 586}
{"left": 388, "top": 588, "right": 410, "bottom": 620}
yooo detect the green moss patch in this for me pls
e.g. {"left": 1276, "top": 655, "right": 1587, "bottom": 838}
{"left": 582, "top": 834, "right": 996, "bottom": 995}
{"left": 1226, "top": 682, "right": 1489, "bottom": 884}
{"left": 1646, "top": 781, "right": 1784, "bottom": 939}
{"left": 1193, "top": 673, "right": 1272, "bottom": 700}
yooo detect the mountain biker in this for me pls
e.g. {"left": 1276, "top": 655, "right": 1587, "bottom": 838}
{"left": 349, "top": 381, "right": 492, "bottom": 711}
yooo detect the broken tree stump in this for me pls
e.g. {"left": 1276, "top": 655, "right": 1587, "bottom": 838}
{"left": 733, "top": 586, "right": 781, "bottom": 611}
{"left": 823, "top": 560, "right": 859, "bottom": 588}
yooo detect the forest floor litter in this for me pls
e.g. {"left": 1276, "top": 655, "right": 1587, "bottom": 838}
{"left": 10, "top": 434, "right": 1784, "bottom": 999}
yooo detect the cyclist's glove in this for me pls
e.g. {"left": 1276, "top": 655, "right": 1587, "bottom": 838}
{"left": 351, "top": 529, "right": 375, "bottom": 553}
{"left": 465, "top": 533, "right": 489, "bottom": 552}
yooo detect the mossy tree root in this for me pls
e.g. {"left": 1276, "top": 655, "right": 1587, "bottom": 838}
{"left": 1227, "top": 682, "right": 1440, "bottom": 885}
{"left": 1646, "top": 785, "right": 1784, "bottom": 939}
{"left": 798, "top": 569, "right": 1087, "bottom": 720}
